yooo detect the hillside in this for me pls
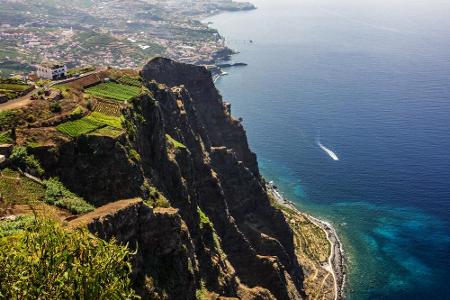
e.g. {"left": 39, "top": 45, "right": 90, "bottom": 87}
{"left": 0, "top": 58, "right": 338, "bottom": 299}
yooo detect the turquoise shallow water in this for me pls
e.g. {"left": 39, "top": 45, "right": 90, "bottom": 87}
{"left": 206, "top": 0, "right": 450, "bottom": 298}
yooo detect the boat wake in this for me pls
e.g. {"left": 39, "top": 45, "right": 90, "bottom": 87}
{"left": 317, "top": 138, "right": 339, "bottom": 161}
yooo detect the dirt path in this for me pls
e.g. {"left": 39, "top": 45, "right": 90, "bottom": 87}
{"left": 0, "top": 88, "right": 36, "bottom": 112}
{"left": 0, "top": 69, "right": 102, "bottom": 112}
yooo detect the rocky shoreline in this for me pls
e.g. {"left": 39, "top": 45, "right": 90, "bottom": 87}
{"left": 267, "top": 182, "right": 346, "bottom": 299}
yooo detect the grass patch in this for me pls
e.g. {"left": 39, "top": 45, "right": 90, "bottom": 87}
{"left": 94, "top": 100, "right": 122, "bottom": 117}
{"left": 0, "top": 83, "right": 30, "bottom": 92}
{"left": 43, "top": 178, "right": 94, "bottom": 214}
{"left": 0, "top": 110, "right": 18, "bottom": 130}
{"left": 57, "top": 112, "right": 122, "bottom": 137}
{"left": 0, "top": 169, "right": 45, "bottom": 214}
{"left": 90, "top": 126, "right": 123, "bottom": 138}
{"left": 0, "top": 130, "right": 12, "bottom": 144}
{"left": 165, "top": 134, "right": 187, "bottom": 149}
{"left": 142, "top": 183, "right": 170, "bottom": 208}
{"left": 88, "top": 112, "right": 122, "bottom": 129}
{"left": 117, "top": 75, "right": 141, "bottom": 87}
{"left": 67, "top": 66, "right": 95, "bottom": 76}
{"left": 85, "top": 82, "right": 140, "bottom": 102}
{"left": 197, "top": 206, "right": 212, "bottom": 230}
{"left": 57, "top": 117, "right": 104, "bottom": 137}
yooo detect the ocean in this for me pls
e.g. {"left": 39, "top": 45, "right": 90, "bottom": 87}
{"left": 205, "top": 0, "right": 450, "bottom": 298}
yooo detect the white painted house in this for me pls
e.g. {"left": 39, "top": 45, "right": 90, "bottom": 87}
{"left": 36, "top": 62, "right": 67, "bottom": 80}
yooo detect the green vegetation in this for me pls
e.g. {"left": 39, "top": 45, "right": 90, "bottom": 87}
{"left": 86, "top": 82, "right": 140, "bottom": 102}
{"left": 0, "top": 169, "right": 45, "bottom": 215}
{"left": 35, "top": 79, "right": 51, "bottom": 87}
{"left": 49, "top": 100, "right": 62, "bottom": 113}
{"left": 117, "top": 75, "right": 142, "bottom": 87}
{"left": 195, "top": 280, "right": 209, "bottom": 300}
{"left": 9, "top": 146, "right": 44, "bottom": 176}
{"left": 89, "top": 112, "right": 122, "bottom": 128}
{"left": 0, "top": 130, "right": 13, "bottom": 144}
{"left": 0, "top": 218, "right": 136, "bottom": 299}
{"left": 94, "top": 100, "right": 122, "bottom": 117}
{"left": 0, "top": 78, "right": 32, "bottom": 100}
{"left": 0, "top": 110, "right": 18, "bottom": 131}
{"left": 128, "top": 148, "right": 141, "bottom": 162}
{"left": 57, "top": 112, "right": 123, "bottom": 137}
{"left": 90, "top": 126, "right": 123, "bottom": 138}
{"left": 0, "top": 215, "right": 35, "bottom": 238}
{"left": 143, "top": 183, "right": 170, "bottom": 208}
{"left": 57, "top": 117, "right": 104, "bottom": 137}
{"left": 69, "top": 105, "right": 84, "bottom": 119}
{"left": 197, "top": 206, "right": 212, "bottom": 230}
{"left": 165, "top": 134, "right": 187, "bottom": 149}
{"left": 67, "top": 65, "right": 96, "bottom": 77}
{"left": 77, "top": 31, "right": 116, "bottom": 49}
{"left": 43, "top": 178, "right": 94, "bottom": 214}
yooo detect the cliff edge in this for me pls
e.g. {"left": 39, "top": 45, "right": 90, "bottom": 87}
{"left": 1, "top": 58, "right": 340, "bottom": 299}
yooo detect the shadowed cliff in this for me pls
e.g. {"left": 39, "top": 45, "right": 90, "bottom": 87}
{"left": 32, "top": 58, "right": 306, "bottom": 299}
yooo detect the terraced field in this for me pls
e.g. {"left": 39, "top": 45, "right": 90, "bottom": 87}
{"left": 85, "top": 82, "right": 140, "bottom": 101}
{"left": 0, "top": 169, "right": 45, "bottom": 214}
{"left": 57, "top": 112, "right": 123, "bottom": 137}
{"left": 0, "top": 79, "right": 33, "bottom": 101}
{"left": 117, "top": 75, "right": 141, "bottom": 87}
{"left": 94, "top": 100, "right": 122, "bottom": 117}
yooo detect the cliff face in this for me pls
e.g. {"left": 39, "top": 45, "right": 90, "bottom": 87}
{"left": 34, "top": 58, "right": 306, "bottom": 299}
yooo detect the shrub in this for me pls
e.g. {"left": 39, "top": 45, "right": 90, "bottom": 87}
{"left": 86, "top": 98, "right": 93, "bottom": 110}
{"left": 70, "top": 105, "right": 84, "bottom": 119}
{"left": 129, "top": 148, "right": 141, "bottom": 162}
{"left": 0, "top": 215, "right": 35, "bottom": 237}
{"left": 0, "top": 218, "right": 137, "bottom": 299}
{"left": 49, "top": 101, "right": 62, "bottom": 113}
{"left": 165, "top": 134, "right": 187, "bottom": 149}
{"left": 0, "top": 130, "right": 12, "bottom": 144}
{"left": 43, "top": 178, "right": 94, "bottom": 214}
{"left": 9, "top": 146, "right": 44, "bottom": 176}
{"left": 0, "top": 110, "right": 18, "bottom": 130}
{"left": 197, "top": 206, "right": 212, "bottom": 230}
{"left": 142, "top": 184, "right": 170, "bottom": 208}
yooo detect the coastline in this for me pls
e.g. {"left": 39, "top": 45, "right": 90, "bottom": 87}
{"left": 267, "top": 182, "right": 346, "bottom": 299}
{"left": 205, "top": 4, "right": 343, "bottom": 298}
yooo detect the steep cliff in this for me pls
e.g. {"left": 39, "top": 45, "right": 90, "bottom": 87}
{"left": 31, "top": 58, "right": 307, "bottom": 299}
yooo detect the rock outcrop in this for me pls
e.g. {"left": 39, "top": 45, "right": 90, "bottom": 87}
{"left": 34, "top": 58, "right": 306, "bottom": 299}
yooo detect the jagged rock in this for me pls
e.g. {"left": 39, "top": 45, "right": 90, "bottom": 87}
{"left": 34, "top": 58, "right": 307, "bottom": 299}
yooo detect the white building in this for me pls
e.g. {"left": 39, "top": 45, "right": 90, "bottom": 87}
{"left": 36, "top": 62, "right": 67, "bottom": 80}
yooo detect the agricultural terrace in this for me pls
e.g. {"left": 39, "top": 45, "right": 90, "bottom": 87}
{"left": 0, "top": 168, "right": 45, "bottom": 212}
{"left": 117, "top": 75, "right": 141, "bottom": 87}
{"left": 0, "top": 78, "right": 33, "bottom": 101}
{"left": 94, "top": 100, "right": 122, "bottom": 117}
{"left": 85, "top": 82, "right": 140, "bottom": 102}
{"left": 57, "top": 112, "right": 123, "bottom": 138}
{"left": 0, "top": 168, "right": 94, "bottom": 217}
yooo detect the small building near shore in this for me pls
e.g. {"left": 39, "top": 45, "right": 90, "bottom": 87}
{"left": 36, "top": 62, "right": 67, "bottom": 80}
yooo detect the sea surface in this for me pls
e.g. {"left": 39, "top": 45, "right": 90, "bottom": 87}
{"left": 205, "top": 0, "right": 450, "bottom": 298}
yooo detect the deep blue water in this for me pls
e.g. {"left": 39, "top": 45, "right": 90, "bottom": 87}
{"left": 206, "top": 0, "right": 450, "bottom": 298}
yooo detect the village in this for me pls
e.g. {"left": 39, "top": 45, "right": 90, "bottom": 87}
{"left": 0, "top": 0, "right": 254, "bottom": 78}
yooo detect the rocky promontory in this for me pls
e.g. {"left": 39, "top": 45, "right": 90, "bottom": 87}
{"left": 0, "top": 57, "right": 341, "bottom": 299}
